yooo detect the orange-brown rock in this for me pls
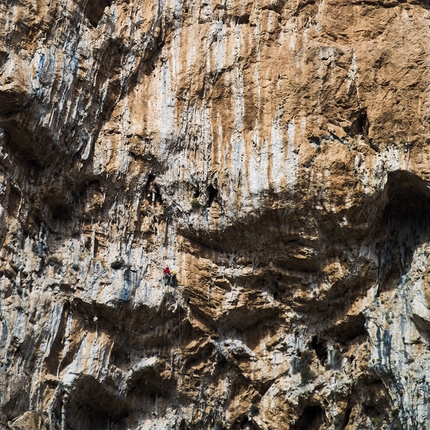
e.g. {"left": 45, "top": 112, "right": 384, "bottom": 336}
{"left": 1, "top": 0, "right": 430, "bottom": 429}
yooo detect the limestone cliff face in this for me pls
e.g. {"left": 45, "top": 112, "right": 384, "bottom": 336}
{"left": 1, "top": 0, "right": 430, "bottom": 429}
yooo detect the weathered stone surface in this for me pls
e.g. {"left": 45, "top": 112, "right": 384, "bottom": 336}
{"left": 1, "top": 0, "right": 430, "bottom": 429}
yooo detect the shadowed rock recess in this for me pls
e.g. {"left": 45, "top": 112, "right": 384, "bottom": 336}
{"left": 2, "top": 0, "right": 430, "bottom": 429}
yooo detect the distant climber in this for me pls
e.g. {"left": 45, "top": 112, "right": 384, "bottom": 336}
{"left": 163, "top": 266, "right": 174, "bottom": 285}
{"left": 170, "top": 270, "right": 177, "bottom": 287}
{"left": 162, "top": 267, "right": 177, "bottom": 286}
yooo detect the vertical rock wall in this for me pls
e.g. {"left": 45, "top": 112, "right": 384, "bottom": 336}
{"left": 1, "top": 0, "right": 430, "bottom": 429}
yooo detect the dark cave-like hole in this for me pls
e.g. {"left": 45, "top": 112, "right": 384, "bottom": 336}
{"left": 257, "top": 380, "right": 273, "bottom": 396}
{"left": 383, "top": 171, "right": 430, "bottom": 225}
{"left": 311, "top": 336, "right": 328, "bottom": 364}
{"left": 308, "top": 136, "right": 321, "bottom": 146}
{"left": 0, "top": 51, "right": 9, "bottom": 69}
{"left": 64, "top": 377, "right": 129, "bottom": 430}
{"left": 51, "top": 204, "right": 72, "bottom": 220}
{"left": 207, "top": 184, "right": 218, "bottom": 207}
{"left": 377, "top": 170, "right": 430, "bottom": 291}
{"left": 65, "top": 403, "right": 128, "bottom": 430}
{"left": 351, "top": 108, "right": 369, "bottom": 138}
{"left": 25, "top": 157, "right": 44, "bottom": 172}
{"left": 8, "top": 187, "right": 21, "bottom": 217}
{"left": 323, "top": 313, "right": 367, "bottom": 348}
{"left": 78, "top": 180, "right": 100, "bottom": 197}
{"left": 249, "top": 404, "right": 259, "bottom": 416}
{"left": 363, "top": 405, "right": 379, "bottom": 418}
{"left": 84, "top": 0, "right": 112, "bottom": 27}
{"left": 145, "top": 173, "right": 155, "bottom": 188}
{"left": 337, "top": 313, "right": 367, "bottom": 344}
{"left": 152, "top": 184, "right": 162, "bottom": 205}
{"left": 237, "top": 14, "right": 250, "bottom": 24}
{"left": 144, "top": 174, "right": 158, "bottom": 203}
{"left": 292, "top": 405, "right": 326, "bottom": 430}
{"left": 341, "top": 407, "right": 352, "bottom": 428}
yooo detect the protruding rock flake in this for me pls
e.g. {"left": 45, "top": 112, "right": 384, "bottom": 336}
{"left": 2, "top": 0, "right": 430, "bottom": 429}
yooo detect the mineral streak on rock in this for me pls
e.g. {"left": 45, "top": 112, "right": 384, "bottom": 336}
{"left": 1, "top": 0, "right": 430, "bottom": 429}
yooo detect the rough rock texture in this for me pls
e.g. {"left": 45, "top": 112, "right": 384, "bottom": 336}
{"left": 2, "top": 0, "right": 430, "bottom": 428}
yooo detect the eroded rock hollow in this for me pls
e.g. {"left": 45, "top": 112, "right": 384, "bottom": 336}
{"left": 1, "top": 0, "right": 430, "bottom": 429}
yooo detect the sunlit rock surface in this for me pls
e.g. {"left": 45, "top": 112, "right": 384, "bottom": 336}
{"left": 1, "top": 0, "right": 430, "bottom": 428}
